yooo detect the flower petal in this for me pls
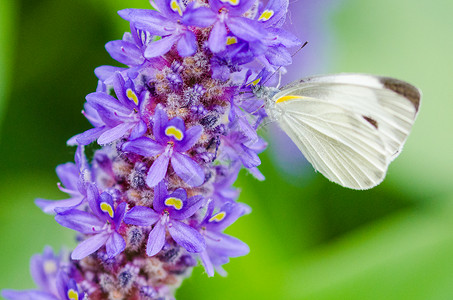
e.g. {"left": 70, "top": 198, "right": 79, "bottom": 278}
{"left": 176, "top": 31, "right": 197, "bottom": 57}
{"left": 171, "top": 152, "right": 205, "bottom": 187}
{"left": 145, "top": 35, "right": 179, "bottom": 58}
{"left": 152, "top": 180, "right": 168, "bottom": 213}
{"left": 153, "top": 107, "right": 169, "bottom": 142}
{"left": 209, "top": 0, "right": 255, "bottom": 15}
{"left": 105, "top": 40, "right": 144, "bottom": 66}
{"left": 176, "top": 125, "right": 203, "bottom": 152}
{"left": 86, "top": 92, "right": 130, "bottom": 125}
{"left": 105, "top": 231, "right": 126, "bottom": 258}
{"left": 30, "top": 253, "right": 50, "bottom": 293}
{"left": 265, "top": 45, "right": 292, "bottom": 66}
{"left": 75, "top": 127, "right": 108, "bottom": 146}
{"left": 208, "top": 21, "right": 228, "bottom": 53}
{"left": 35, "top": 196, "right": 84, "bottom": 215}
{"left": 168, "top": 220, "right": 205, "bottom": 253}
{"left": 153, "top": 0, "right": 184, "bottom": 19}
{"left": 98, "top": 122, "right": 136, "bottom": 145}
{"left": 182, "top": 6, "right": 217, "bottom": 27}
{"left": 113, "top": 202, "right": 128, "bottom": 226}
{"left": 118, "top": 9, "right": 172, "bottom": 36}
{"left": 171, "top": 195, "right": 205, "bottom": 220}
{"left": 55, "top": 163, "right": 78, "bottom": 191}
{"left": 199, "top": 250, "right": 215, "bottom": 277}
{"left": 124, "top": 206, "right": 160, "bottom": 226}
{"left": 95, "top": 65, "right": 125, "bottom": 82}
{"left": 248, "top": 166, "right": 265, "bottom": 181}
{"left": 123, "top": 136, "right": 165, "bottom": 157}
{"left": 257, "top": 0, "right": 288, "bottom": 28}
{"left": 55, "top": 271, "right": 70, "bottom": 300}
{"left": 1, "top": 290, "right": 58, "bottom": 300}
{"left": 71, "top": 232, "right": 110, "bottom": 260}
{"left": 206, "top": 231, "right": 249, "bottom": 257}
{"left": 236, "top": 143, "right": 261, "bottom": 168}
{"left": 146, "top": 218, "right": 167, "bottom": 256}
{"left": 129, "top": 119, "right": 148, "bottom": 140}
{"left": 55, "top": 210, "right": 104, "bottom": 234}
{"left": 146, "top": 150, "right": 171, "bottom": 187}
{"left": 226, "top": 17, "right": 266, "bottom": 42}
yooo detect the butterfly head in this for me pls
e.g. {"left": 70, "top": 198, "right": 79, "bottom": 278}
{"left": 251, "top": 84, "right": 279, "bottom": 106}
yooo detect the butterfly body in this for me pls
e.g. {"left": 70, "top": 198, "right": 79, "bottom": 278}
{"left": 257, "top": 73, "right": 421, "bottom": 190}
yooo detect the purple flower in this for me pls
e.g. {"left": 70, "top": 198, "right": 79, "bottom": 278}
{"left": 124, "top": 181, "right": 206, "bottom": 256}
{"left": 210, "top": 166, "right": 240, "bottom": 206}
{"left": 184, "top": 0, "right": 267, "bottom": 53}
{"left": 203, "top": 0, "right": 300, "bottom": 71}
{"left": 123, "top": 107, "right": 204, "bottom": 187}
{"left": 55, "top": 184, "right": 127, "bottom": 260}
{"left": 105, "top": 25, "right": 147, "bottom": 68}
{"left": 198, "top": 201, "right": 250, "bottom": 276}
{"left": 1, "top": 247, "right": 84, "bottom": 300}
{"left": 95, "top": 24, "right": 168, "bottom": 86}
{"left": 73, "top": 73, "right": 148, "bottom": 145}
{"left": 35, "top": 146, "right": 89, "bottom": 214}
{"left": 118, "top": 0, "right": 202, "bottom": 58}
{"left": 210, "top": 43, "right": 254, "bottom": 81}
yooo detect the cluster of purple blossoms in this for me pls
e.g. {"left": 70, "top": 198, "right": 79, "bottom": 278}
{"left": 3, "top": 0, "right": 300, "bottom": 298}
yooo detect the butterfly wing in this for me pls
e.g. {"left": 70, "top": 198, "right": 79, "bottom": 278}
{"left": 269, "top": 73, "right": 421, "bottom": 189}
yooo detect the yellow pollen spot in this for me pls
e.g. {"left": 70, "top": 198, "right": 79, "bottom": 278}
{"left": 251, "top": 78, "right": 261, "bottom": 86}
{"left": 209, "top": 211, "right": 226, "bottom": 222}
{"left": 127, "top": 88, "right": 139, "bottom": 105}
{"left": 67, "top": 289, "right": 79, "bottom": 300}
{"left": 170, "top": 0, "right": 183, "bottom": 16}
{"left": 43, "top": 260, "right": 57, "bottom": 274}
{"left": 258, "top": 10, "right": 274, "bottom": 21}
{"left": 220, "top": 0, "right": 240, "bottom": 6}
{"left": 165, "top": 126, "right": 184, "bottom": 141}
{"left": 275, "top": 95, "right": 304, "bottom": 104}
{"left": 165, "top": 197, "right": 183, "bottom": 210}
{"left": 100, "top": 202, "right": 114, "bottom": 218}
{"left": 247, "top": 77, "right": 261, "bottom": 87}
{"left": 226, "top": 36, "right": 238, "bottom": 45}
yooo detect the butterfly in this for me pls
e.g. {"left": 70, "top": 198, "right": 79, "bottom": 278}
{"left": 254, "top": 73, "right": 421, "bottom": 190}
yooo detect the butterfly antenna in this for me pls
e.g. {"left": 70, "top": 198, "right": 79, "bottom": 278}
{"left": 293, "top": 41, "right": 308, "bottom": 57}
{"left": 262, "top": 41, "right": 309, "bottom": 86}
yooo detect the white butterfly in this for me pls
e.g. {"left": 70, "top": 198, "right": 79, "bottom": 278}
{"left": 255, "top": 73, "right": 421, "bottom": 190}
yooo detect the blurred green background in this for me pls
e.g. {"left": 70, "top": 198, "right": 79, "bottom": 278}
{"left": 1, "top": 0, "right": 453, "bottom": 299}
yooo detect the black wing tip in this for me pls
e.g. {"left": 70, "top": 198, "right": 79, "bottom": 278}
{"left": 380, "top": 77, "right": 421, "bottom": 112}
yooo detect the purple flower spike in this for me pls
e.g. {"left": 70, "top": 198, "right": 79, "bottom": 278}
{"left": 124, "top": 181, "right": 206, "bottom": 256}
{"left": 123, "top": 107, "right": 204, "bottom": 187}
{"left": 55, "top": 184, "right": 126, "bottom": 260}
{"left": 3, "top": 0, "right": 311, "bottom": 296}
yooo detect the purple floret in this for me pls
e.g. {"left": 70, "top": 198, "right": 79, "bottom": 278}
{"left": 55, "top": 184, "right": 126, "bottom": 260}
{"left": 123, "top": 107, "right": 205, "bottom": 187}
{"left": 124, "top": 180, "right": 206, "bottom": 256}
